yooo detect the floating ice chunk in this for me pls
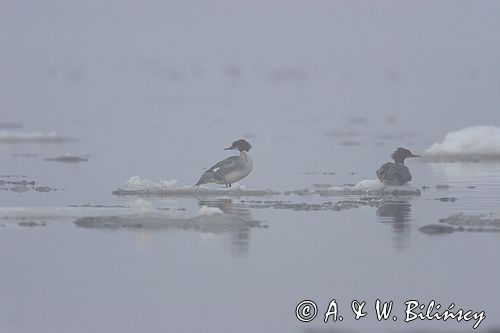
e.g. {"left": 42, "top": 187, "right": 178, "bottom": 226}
{"left": 420, "top": 213, "right": 500, "bottom": 234}
{"left": 297, "top": 180, "right": 421, "bottom": 196}
{"left": 45, "top": 154, "right": 88, "bottom": 163}
{"left": 129, "top": 199, "right": 157, "bottom": 214}
{"left": 0, "top": 131, "right": 73, "bottom": 143}
{"left": 113, "top": 176, "right": 279, "bottom": 197}
{"left": 4, "top": 180, "right": 60, "bottom": 192}
{"left": 419, "top": 224, "right": 455, "bottom": 235}
{"left": 34, "top": 186, "right": 54, "bottom": 192}
{"left": 423, "top": 126, "right": 500, "bottom": 161}
{"left": 439, "top": 213, "right": 500, "bottom": 228}
{"left": 198, "top": 205, "right": 223, "bottom": 216}
{"left": 10, "top": 185, "right": 31, "bottom": 193}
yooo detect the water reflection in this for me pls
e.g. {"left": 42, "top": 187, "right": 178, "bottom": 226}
{"left": 73, "top": 208, "right": 262, "bottom": 257}
{"left": 198, "top": 198, "right": 252, "bottom": 218}
{"left": 198, "top": 199, "right": 255, "bottom": 256}
{"left": 427, "top": 162, "right": 500, "bottom": 213}
{"left": 376, "top": 200, "right": 412, "bottom": 249}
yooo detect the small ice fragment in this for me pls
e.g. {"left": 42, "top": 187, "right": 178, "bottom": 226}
{"left": 10, "top": 185, "right": 30, "bottom": 193}
{"left": 35, "top": 186, "right": 52, "bottom": 192}
{"left": 435, "top": 197, "right": 457, "bottom": 202}
{"left": 129, "top": 199, "right": 156, "bottom": 214}
{"left": 45, "top": 154, "right": 88, "bottom": 163}
{"left": 419, "top": 224, "right": 455, "bottom": 235}
{"left": 199, "top": 206, "right": 223, "bottom": 216}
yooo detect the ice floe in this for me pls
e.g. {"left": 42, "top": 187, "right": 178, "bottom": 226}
{"left": 236, "top": 198, "right": 397, "bottom": 212}
{"left": 0, "top": 204, "right": 262, "bottom": 233}
{"left": 73, "top": 214, "right": 261, "bottom": 232}
{"left": 0, "top": 199, "right": 265, "bottom": 233}
{"left": 112, "top": 175, "right": 280, "bottom": 197}
{"left": 45, "top": 154, "right": 89, "bottom": 163}
{"left": 0, "top": 131, "right": 73, "bottom": 143}
{"left": 285, "top": 179, "right": 421, "bottom": 197}
{"left": 0, "top": 178, "right": 63, "bottom": 193}
{"left": 423, "top": 126, "right": 500, "bottom": 161}
{"left": 0, "top": 179, "right": 35, "bottom": 186}
{"left": 419, "top": 213, "right": 500, "bottom": 234}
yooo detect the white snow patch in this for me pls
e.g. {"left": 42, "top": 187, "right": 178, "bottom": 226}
{"left": 424, "top": 126, "right": 500, "bottom": 161}
{"left": 198, "top": 206, "right": 223, "bottom": 216}
{"left": 124, "top": 175, "right": 178, "bottom": 190}
{"left": 351, "top": 179, "right": 420, "bottom": 195}
{"left": 351, "top": 179, "right": 385, "bottom": 192}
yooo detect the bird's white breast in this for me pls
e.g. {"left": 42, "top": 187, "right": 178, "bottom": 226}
{"left": 223, "top": 152, "right": 253, "bottom": 183}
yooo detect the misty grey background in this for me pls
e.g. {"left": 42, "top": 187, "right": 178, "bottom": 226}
{"left": 2, "top": 0, "right": 500, "bottom": 197}
{"left": 1, "top": 1, "right": 500, "bottom": 332}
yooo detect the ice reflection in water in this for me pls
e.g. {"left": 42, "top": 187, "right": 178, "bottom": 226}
{"left": 198, "top": 198, "right": 252, "bottom": 218}
{"left": 197, "top": 198, "right": 257, "bottom": 256}
{"left": 0, "top": 203, "right": 263, "bottom": 257}
{"left": 74, "top": 212, "right": 262, "bottom": 257}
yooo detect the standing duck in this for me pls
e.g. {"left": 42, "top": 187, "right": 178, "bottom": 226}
{"left": 195, "top": 139, "right": 253, "bottom": 188}
{"left": 376, "top": 147, "right": 420, "bottom": 186}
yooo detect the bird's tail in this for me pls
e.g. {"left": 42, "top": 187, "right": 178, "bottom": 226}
{"left": 195, "top": 171, "right": 215, "bottom": 186}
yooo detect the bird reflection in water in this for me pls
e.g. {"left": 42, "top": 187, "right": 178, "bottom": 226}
{"left": 376, "top": 200, "right": 412, "bottom": 249}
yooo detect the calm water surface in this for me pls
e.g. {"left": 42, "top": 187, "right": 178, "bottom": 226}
{"left": 2, "top": 1, "right": 500, "bottom": 332}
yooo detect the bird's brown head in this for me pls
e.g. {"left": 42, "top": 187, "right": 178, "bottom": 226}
{"left": 224, "top": 139, "right": 252, "bottom": 152}
{"left": 391, "top": 147, "right": 420, "bottom": 164}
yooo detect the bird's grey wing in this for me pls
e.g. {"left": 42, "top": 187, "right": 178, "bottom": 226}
{"left": 376, "top": 162, "right": 392, "bottom": 183}
{"left": 377, "top": 163, "right": 411, "bottom": 185}
{"left": 207, "top": 156, "right": 240, "bottom": 178}
{"left": 195, "top": 156, "right": 240, "bottom": 186}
